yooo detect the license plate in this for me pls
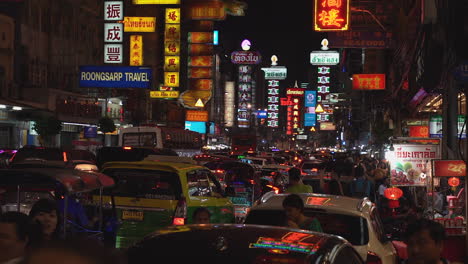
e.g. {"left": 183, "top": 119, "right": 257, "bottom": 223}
{"left": 122, "top": 210, "right": 144, "bottom": 221}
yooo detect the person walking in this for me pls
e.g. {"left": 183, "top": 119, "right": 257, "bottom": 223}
{"left": 349, "top": 164, "right": 374, "bottom": 201}
{"left": 285, "top": 167, "right": 313, "bottom": 194}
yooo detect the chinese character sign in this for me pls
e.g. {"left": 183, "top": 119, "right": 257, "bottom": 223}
{"left": 104, "top": 44, "right": 123, "bottom": 63}
{"left": 130, "top": 35, "right": 143, "bottom": 66}
{"left": 164, "top": 72, "right": 179, "bottom": 87}
{"left": 314, "top": 0, "right": 349, "bottom": 31}
{"left": 267, "top": 80, "right": 280, "bottom": 128}
{"left": 104, "top": 1, "right": 123, "bottom": 21}
{"left": 165, "top": 8, "right": 181, "bottom": 24}
{"left": 104, "top": 1, "right": 124, "bottom": 64}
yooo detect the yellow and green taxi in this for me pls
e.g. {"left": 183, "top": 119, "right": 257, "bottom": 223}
{"left": 98, "top": 157, "right": 235, "bottom": 248}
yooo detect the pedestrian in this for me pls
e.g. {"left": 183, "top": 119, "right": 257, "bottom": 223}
{"left": 328, "top": 172, "right": 344, "bottom": 196}
{"left": 282, "top": 193, "right": 322, "bottom": 232}
{"left": 0, "top": 211, "right": 40, "bottom": 264}
{"left": 403, "top": 219, "right": 453, "bottom": 264}
{"left": 285, "top": 167, "right": 313, "bottom": 193}
{"left": 192, "top": 207, "right": 211, "bottom": 224}
{"left": 28, "top": 198, "right": 62, "bottom": 244}
{"left": 349, "top": 164, "right": 374, "bottom": 201}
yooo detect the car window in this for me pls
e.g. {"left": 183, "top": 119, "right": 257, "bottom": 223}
{"left": 102, "top": 168, "right": 181, "bottom": 200}
{"left": 187, "top": 169, "right": 217, "bottom": 197}
{"left": 244, "top": 209, "right": 288, "bottom": 227}
{"left": 370, "top": 207, "right": 386, "bottom": 243}
{"left": 305, "top": 210, "right": 369, "bottom": 246}
{"left": 331, "top": 245, "right": 363, "bottom": 264}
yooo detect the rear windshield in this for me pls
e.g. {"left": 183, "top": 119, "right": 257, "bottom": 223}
{"left": 12, "top": 148, "right": 63, "bottom": 163}
{"left": 102, "top": 168, "right": 182, "bottom": 200}
{"left": 245, "top": 209, "right": 369, "bottom": 245}
{"left": 122, "top": 132, "right": 157, "bottom": 147}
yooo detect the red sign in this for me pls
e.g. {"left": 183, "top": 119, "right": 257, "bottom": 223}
{"left": 188, "top": 32, "right": 213, "bottom": 43}
{"left": 409, "top": 126, "right": 429, "bottom": 138}
{"left": 314, "top": 0, "right": 349, "bottom": 31}
{"left": 189, "top": 44, "right": 214, "bottom": 55}
{"left": 280, "top": 98, "right": 294, "bottom": 106}
{"left": 188, "top": 56, "right": 213, "bottom": 67}
{"left": 352, "top": 74, "right": 386, "bottom": 90}
{"left": 186, "top": 0, "right": 226, "bottom": 20}
{"left": 433, "top": 160, "right": 466, "bottom": 177}
{"left": 186, "top": 110, "right": 209, "bottom": 122}
{"left": 189, "top": 79, "right": 213, "bottom": 90}
{"left": 189, "top": 68, "right": 212, "bottom": 79}
{"left": 230, "top": 51, "right": 262, "bottom": 64}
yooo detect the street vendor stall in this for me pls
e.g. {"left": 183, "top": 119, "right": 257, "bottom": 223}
{"left": 432, "top": 160, "right": 466, "bottom": 262}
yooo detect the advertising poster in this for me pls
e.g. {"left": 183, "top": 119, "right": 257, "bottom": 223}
{"left": 386, "top": 144, "right": 440, "bottom": 186}
{"left": 304, "top": 91, "right": 316, "bottom": 107}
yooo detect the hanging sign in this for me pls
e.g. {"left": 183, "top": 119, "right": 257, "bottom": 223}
{"left": 123, "top": 17, "right": 156, "bottom": 32}
{"left": 314, "top": 0, "right": 349, "bottom": 31}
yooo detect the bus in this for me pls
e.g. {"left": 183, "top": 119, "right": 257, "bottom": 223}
{"left": 230, "top": 134, "right": 257, "bottom": 155}
{"left": 118, "top": 126, "right": 203, "bottom": 157}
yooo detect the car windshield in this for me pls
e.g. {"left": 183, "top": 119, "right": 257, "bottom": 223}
{"left": 102, "top": 168, "right": 182, "bottom": 200}
{"left": 12, "top": 148, "right": 63, "bottom": 163}
{"left": 245, "top": 209, "right": 369, "bottom": 245}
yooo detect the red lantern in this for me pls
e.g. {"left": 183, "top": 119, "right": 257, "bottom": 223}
{"left": 384, "top": 187, "right": 403, "bottom": 200}
{"left": 384, "top": 187, "right": 403, "bottom": 209}
{"left": 448, "top": 177, "right": 460, "bottom": 187}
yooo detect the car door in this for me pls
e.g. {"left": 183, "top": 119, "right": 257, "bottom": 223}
{"left": 186, "top": 169, "right": 234, "bottom": 224}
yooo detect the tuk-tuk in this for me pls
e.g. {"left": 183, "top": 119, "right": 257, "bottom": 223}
{"left": 0, "top": 166, "right": 115, "bottom": 240}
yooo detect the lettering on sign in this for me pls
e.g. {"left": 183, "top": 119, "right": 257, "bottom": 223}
{"left": 231, "top": 51, "right": 262, "bottom": 64}
{"left": 104, "top": 23, "right": 123, "bottom": 42}
{"left": 150, "top": 91, "right": 179, "bottom": 98}
{"left": 186, "top": 110, "right": 209, "bottom": 122}
{"left": 314, "top": 0, "right": 349, "bottom": 31}
{"left": 104, "top": 44, "right": 122, "bottom": 63}
{"left": 123, "top": 17, "right": 156, "bottom": 32}
{"left": 104, "top": 1, "right": 123, "bottom": 21}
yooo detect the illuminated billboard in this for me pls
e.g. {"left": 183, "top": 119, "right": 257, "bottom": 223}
{"left": 352, "top": 74, "right": 386, "bottom": 90}
{"left": 314, "top": 0, "right": 349, "bottom": 31}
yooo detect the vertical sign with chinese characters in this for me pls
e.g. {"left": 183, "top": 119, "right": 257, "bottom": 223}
{"left": 267, "top": 80, "right": 279, "bottom": 128}
{"left": 104, "top": 1, "right": 123, "bottom": 64}
{"left": 316, "top": 66, "right": 333, "bottom": 123}
{"left": 237, "top": 65, "right": 252, "bottom": 128}
{"left": 164, "top": 8, "right": 181, "bottom": 88}
{"left": 314, "top": 0, "right": 349, "bottom": 32}
{"left": 129, "top": 35, "right": 143, "bottom": 66}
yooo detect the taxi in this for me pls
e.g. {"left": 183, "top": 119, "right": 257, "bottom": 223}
{"left": 245, "top": 193, "right": 400, "bottom": 264}
{"left": 99, "top": 155, "right": 235, "bottom": 248}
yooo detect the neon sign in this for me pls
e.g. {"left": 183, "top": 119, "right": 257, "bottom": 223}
{"left": 314, "top": 0, "right": 349, "bottom": 32}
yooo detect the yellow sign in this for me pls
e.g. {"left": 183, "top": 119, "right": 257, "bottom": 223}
{"left": 133, "top": 0, "right": 180, "bottom": 4}
{"left": 164, "top": 41, "right": 180, "bottom": 55}
{"left": 164, "top": 72, "right": 179, "bottom": 87}
{"left": 164, "top": 24, "right": 180, "bottom": 41}
{"left": 165, "top": 8, "right": 181, "bottom": 24}
{"left": 315, "top": 104, "right": 324, "bottom": 113}
{"left": 195, "top": 98, "right": 204, "bottom": 107}
{"left": 129, "top": 35, "right": 143, "bottom": 66}
{"left": 123, "top": 17, "right": 156, "bottom": 32}
{"left": 150, "top": 91, "right": 180, "bottom": 98}
{"left": 164, "top": 56, "right": 180, "bottom": 71}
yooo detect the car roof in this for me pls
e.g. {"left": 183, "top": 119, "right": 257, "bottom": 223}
{"left": 127, "top": 224, "right": 351, "bottom": 262}
{"left": 101, "top": 160, "right": 203, "bottom": 172}
{"left": 254, "top": 193, "right": 373, "bottom": 215}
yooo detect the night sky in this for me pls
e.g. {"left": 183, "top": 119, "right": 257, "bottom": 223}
{"left": 217, "top": 0, "right": 327, "bottom": 86}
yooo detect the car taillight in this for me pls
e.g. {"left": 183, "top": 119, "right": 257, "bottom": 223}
{"left": 366, "top": 252, "right": 382, "bottom": 264}
{"left": 266, "top": 185, "right": 280, "bottom": 194}
{"left": 123, "top": 146, "right": 132, "bottom": 150}
{"left": 172, "top": 197, "right": 187, "bottom": 225}
{"left": 62, "top": 151, "right": 68, "bottom": 162}
{"left": 215, "top": 169, "right": 225, "bottom": 174}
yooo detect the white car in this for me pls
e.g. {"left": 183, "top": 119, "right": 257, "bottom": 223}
{"left": 244, "top": 193, "right": 400, "bottom": 264}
